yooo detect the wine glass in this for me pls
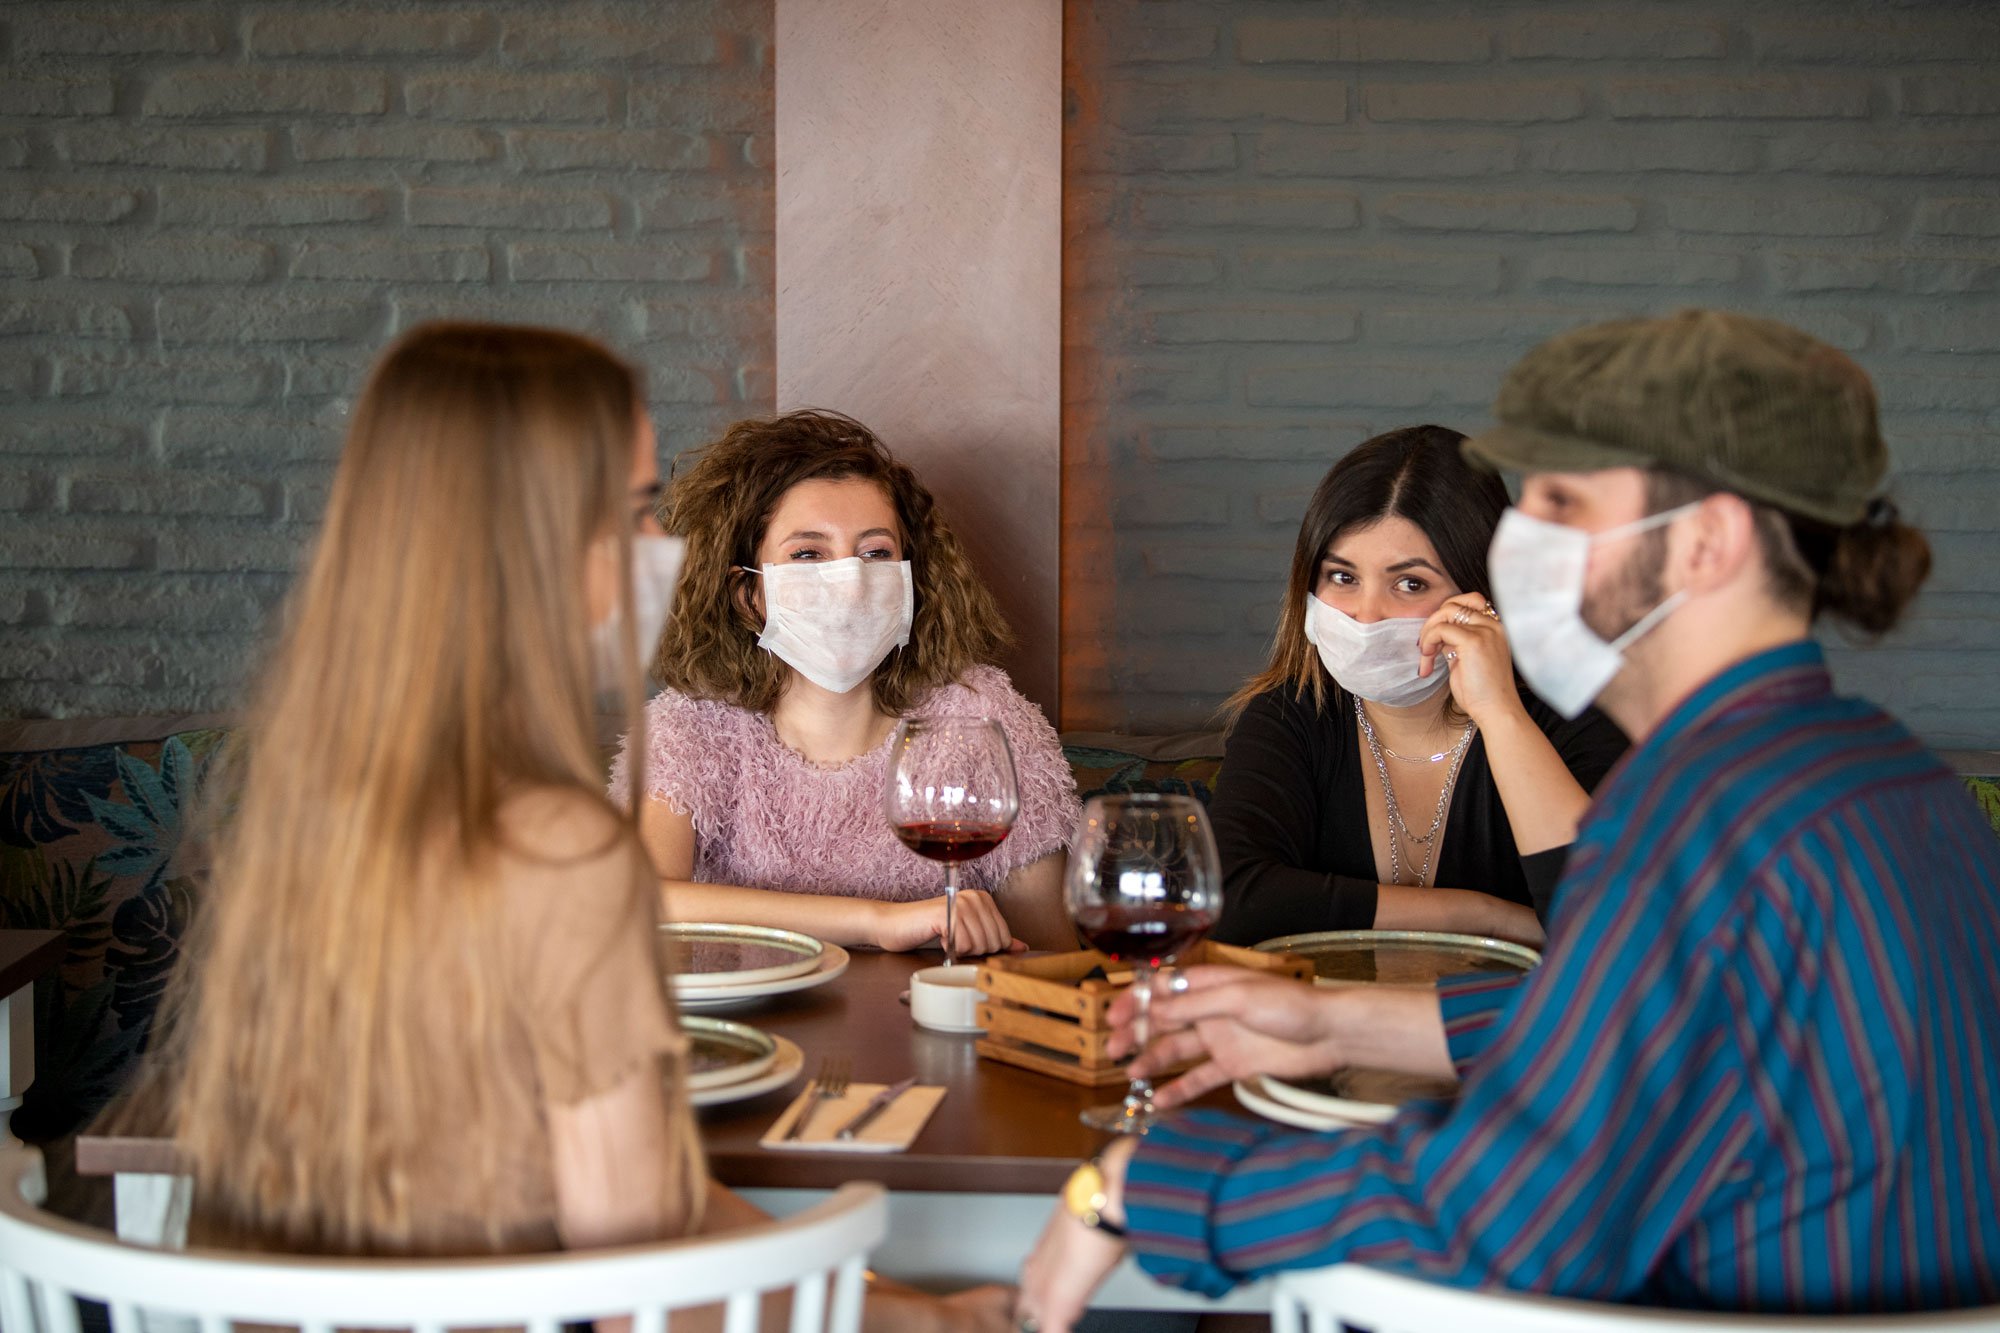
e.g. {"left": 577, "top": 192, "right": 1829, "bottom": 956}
{"left": 1067, "top": 792, "right": 1222, "bottom": 1135}
{"left": 885, "top": 717, "right": 1020, "bottom": 966}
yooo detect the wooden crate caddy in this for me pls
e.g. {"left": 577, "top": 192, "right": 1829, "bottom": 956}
{"left": 974, "top": 941, "right": 1312, "bottom": 1086}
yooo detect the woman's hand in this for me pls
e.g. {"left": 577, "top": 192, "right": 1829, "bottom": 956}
{"left": 1105, "top": 967, "right": 1350, "bottom": 1110}
{"left": 1015, "top": 1140, "right": 1136, "bottom": 1333}
{"left": 871, "top": 890, "right": 1023, "bottom": 956}
{"left": 864, "top": 1283, "right": 1018, "bottom": 1333}
{"left": 1418, "top": 592, "right": 1522, "bottom": 727}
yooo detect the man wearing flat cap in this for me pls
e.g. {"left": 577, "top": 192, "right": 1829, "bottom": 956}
{"left": 1017, "top": 311, "right": 2000, "bottom": 1328}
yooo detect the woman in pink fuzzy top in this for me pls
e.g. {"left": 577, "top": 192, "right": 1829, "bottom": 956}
{"left": 611, "top": 410, "right": 1080, "bottom": 956}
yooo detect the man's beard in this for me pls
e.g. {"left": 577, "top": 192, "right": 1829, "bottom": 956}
{"left": 1581, "top": 526, "right": 1669, "bottom": 645}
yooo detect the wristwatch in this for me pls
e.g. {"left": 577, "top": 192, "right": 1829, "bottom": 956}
{"left": 1062, "top": 1156, "right": 1127, "bottom": 1238}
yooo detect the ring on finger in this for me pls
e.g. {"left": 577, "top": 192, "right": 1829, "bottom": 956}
{"left": 1018, "top": 1317, "right": 1041, "bottom": 1333}
{"left": 1482, "top": 601, "right": 1499, "bottom": 620}
{"left": 1451, "top": 606, "right": 1473, "bottom": 626}
{"left": 1444, "top": 649, "right": 1460, "bottom": 665}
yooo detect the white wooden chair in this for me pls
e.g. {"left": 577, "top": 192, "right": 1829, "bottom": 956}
{"left": 1273, "top": 1263, "right": 2000, "bottom": 1333}
{"left": 0, "top": 1149, "right": 885, "bottom": 1333}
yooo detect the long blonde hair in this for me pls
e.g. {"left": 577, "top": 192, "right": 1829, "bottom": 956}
{"left": 156, "top": 323, "right": 703, "bottom": 1254}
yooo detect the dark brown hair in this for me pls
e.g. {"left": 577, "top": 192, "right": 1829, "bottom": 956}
{"left": 654, "top": 409, "right": 1012, "bottom": 714}
{"left": 1226, "top": 424, "right": 1508, "bottom": 720}
{"left": 1643, "top": 471, "right": 1930, "bottom": 636}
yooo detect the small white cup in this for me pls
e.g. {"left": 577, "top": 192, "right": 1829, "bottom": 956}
{"left": 910, "top": 964, "right": 985, "bottom": 1033}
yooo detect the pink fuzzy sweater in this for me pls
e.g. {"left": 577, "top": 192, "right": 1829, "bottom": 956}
{"left": 610, "top": 665, "right": 1080, "bottom": 901}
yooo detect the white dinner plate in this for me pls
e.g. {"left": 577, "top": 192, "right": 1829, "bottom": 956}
{"left": 689, "top": 1035, "right": 804, "bottom": 1108}
{"left": 663, "top": 922, "right": 827, "bottom": 990}
{"left": 677, "top": 942, "right": 851, "bottom": 1009}
{"left": 681, "top": 1015, "right": 780, "bottom": 1093}
{"left": 1233, "top": 1076, "right": 1381, "bottom": 1131}
{"left": 1258, "top": 1064, "right": 1458, "bottom": 1125}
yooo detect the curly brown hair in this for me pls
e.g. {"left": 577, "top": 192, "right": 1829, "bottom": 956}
{"left": 653, "top": 409, "right": 1013, "bottom": 715}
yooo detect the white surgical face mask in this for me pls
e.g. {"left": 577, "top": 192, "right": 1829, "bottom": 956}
{"left": 1302, "top": 597, "right": 1451, "bottom": 708}
{"left": 593, "top": 534, "right": 685, "bottom": 694}
{"left": 1487, "top": 503, "right": 1698, "bottom": 719}
{"left": 747, "top": 557, "right": 913, "bottom": 695}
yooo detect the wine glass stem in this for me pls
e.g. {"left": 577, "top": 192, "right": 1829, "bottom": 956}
{"left": 1127, "top": 962, "right": 1156, "bottom": 1115}
{"left": 942, "top": 863, "right": 958, "bottom": 967}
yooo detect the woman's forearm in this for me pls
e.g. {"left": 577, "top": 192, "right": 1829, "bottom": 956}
{"left": 1475, "top": 707, "right": 1593, "bottom": 856}
{"left": 661, "top": 880, "right": 887, "bottom": 948}
{"left": 1373, "top": 884, "right": 1543, "bottom": 948}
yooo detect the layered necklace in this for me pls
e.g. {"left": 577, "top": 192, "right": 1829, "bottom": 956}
{"left": 1354, "top": 697, "right": 1476, "bottom": 888}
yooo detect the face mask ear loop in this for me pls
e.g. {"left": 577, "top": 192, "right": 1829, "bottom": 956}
{"left": 1606, "top": 588, "right": 1688, "bottom": 655}
{"left": 1592, "top": 499, "right": 1705, "bottom": 548}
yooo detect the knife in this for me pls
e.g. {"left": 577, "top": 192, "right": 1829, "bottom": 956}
{"left": 833, "top": 1076, "right": 920, "bottom": 1141}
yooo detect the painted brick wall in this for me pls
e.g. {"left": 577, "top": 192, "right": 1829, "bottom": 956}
{"left": 1063, "top": 0, "right": 2000, "bottom": 747}
{"left": 0, "top": 0, "right": 773, "bottom": 718}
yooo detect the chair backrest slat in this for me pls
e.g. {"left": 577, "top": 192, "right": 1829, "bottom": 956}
{"left": 0, "top": 1151, "right": 886, "bottom": 1333}
{"left": 1, "top": 1267, "right": 37, "bottom": 1333}
{"left": 721, "top": 1288, "right": 760, "bottom": 1333}
{"left": 40, "top": 1283, "right": 81, "bottom": 1333}
{"left": 786, "top": 1270, "right": 828, "bottom": 1333}
{"left": 827, "top": 1260, "right": 868, "bottom": 1333}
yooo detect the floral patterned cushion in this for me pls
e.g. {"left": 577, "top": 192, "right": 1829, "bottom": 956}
{"left": 0, "top": 727, "right": 225, "bottom": 1139}
{"left": 1968, "top": 776, "right": 2000, "bottom": 836}
{"left": 1062, "top": 735, "right": 1225, "bottom": 806}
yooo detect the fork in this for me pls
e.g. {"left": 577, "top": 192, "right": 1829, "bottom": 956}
{"left": 782, "top": 1056, "right": 850, "bottom": 1142}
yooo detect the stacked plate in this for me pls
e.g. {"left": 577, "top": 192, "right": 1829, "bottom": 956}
{"left": 1235, "top": 1067, "right": 1458, "bottom": 1132}
{"left": 681, "top": 1015, "right": 804, "bottom": 1108}
{"left": 662, "top": 922, "right": 851, "bottom": 1011}
{"left": 1233, "top": 929, "right": 1541, "bottom": 1131}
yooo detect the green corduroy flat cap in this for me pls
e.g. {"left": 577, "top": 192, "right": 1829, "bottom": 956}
{"left": 1464, "top": 309, "right": 1888, "bottom": 526}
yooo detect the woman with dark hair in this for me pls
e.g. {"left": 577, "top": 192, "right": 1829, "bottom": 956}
{"left": 1209, "top": 424, "right": 1628, "bottom": 947}
{"left": 612, "top": 409, "right": 1079, "bottom": 955}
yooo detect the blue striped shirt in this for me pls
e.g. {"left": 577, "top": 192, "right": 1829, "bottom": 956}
{"left": 1126, "top": 642, "right": 2000, "bottom": 1311}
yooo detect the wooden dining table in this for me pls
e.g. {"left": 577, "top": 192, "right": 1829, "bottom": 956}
{"left": 77, "top": 947, "right": 1272, "bottom": 1314}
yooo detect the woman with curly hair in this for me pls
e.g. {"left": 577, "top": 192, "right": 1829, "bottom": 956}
{"left": 612, "top": 410, "right": 1079, "bottom": 956}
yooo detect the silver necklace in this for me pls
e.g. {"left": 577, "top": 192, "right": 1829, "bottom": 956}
{"left": 1381, "top": 739, "right": 1457, "bottom": 764}
{"left": 1354, "top": 697, "right": 1475, "bottom": 888}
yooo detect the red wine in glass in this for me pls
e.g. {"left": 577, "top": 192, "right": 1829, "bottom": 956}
{"left": 894, "top": 821, "right": 1013, "bottom": 863}
{"left": 1065, "top": 792, "right": 1223, "bottom": 1135}
{"left": 1074, "top": 903, "right": 1218, "bottom": 969}
{"left": 884, "top": 718, "right": 1021, "bottom": 965}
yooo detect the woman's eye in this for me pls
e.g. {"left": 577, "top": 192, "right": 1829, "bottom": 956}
{"left": 1397, "top": 578, "right": 1428, "bottom": 595}
{"left": 862, "top": 547, "right": 897, "bottom": 561}
{"left": 1323, "top": 569, "right": 1354, "bottom": 588}
{"left": 786, "top": 548, "right": 823, "bottom": 561}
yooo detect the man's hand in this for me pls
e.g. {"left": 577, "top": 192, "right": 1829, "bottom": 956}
{"left": 1106, "top": 967, "right": 1351, "bottom": 1109}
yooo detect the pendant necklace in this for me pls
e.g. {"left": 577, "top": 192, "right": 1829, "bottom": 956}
{"left": 1355, "top": 697, "right": 1476, "bottom": 888}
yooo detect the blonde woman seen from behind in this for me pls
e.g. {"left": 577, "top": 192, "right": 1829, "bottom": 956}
{"left": 139, "top": 325, "right": 1009, "bottom": 1332}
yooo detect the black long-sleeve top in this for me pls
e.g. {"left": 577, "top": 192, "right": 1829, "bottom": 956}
{"left": 1209, "top": 684, "right": 1629, "bottom": 947}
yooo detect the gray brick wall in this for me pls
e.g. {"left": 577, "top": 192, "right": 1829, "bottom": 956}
{"left": 1062, "top": 0, "right": 2000, "bottom": 747}
{"left": 1, "top": 0, "right": 772, "bottom": 718}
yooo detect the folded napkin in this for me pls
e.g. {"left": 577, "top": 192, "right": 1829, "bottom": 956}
{"left": 760, "top": 1081, "right": 946, "bottom": 1153}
